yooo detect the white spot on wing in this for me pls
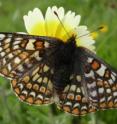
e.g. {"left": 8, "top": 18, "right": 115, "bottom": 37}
{"left": 85, "top": 70, "right": 94, "bottom": 77}
{"left": 113, "top": 92, "right": 117, "bottom": 97}
{"left": 18, "top": 83, "right": 23, "bottom": 90}
{"left": 100, "top": 97, "right": 105, "bottom": 102}
{"left": 13, "top": 40, "right": 21, "bottom": 45}
{"left": 111, "top": 74, "right": 116, "bottom": 81}
{"left": 81, "top": 106, "right": 87, "bottom": 110}
{"left": 1, "top": 52, "right": 5, "bottom": 57}
{"left": 64, "top": 85, "right": 70, "bottom": 92}
{"left": 87, "top": 82, "right": 96, "bottom": 89}
{"left": 87, "top": 57, "right": 93, "bottom": 63}
{"left": 44, "top": 42, "right": 49, "bottom": 48}
{"left": 33, "top": 74, "right": 39, "bottom": 81}
{"left": 37, "top": 94, "right": 43, "bottom": 99}
{"left": 14, "top": 45, "right": 19, "bottom": 49}
{"left": 43, "top": 65, "right": 49, "bottom": 72}
{"left": 76, "top": 75, "right": 81, "bottom": 82}
{"left": 34, "top": 51, "right": 42, "bottom": 61}
{"left": 30, "top": 92, "right": 36, "bottom": 97}
{"left": 5, "top": 38, "right": 11, "bottom": 43}
{"left": 76, "top": 88, "right": 81, "bottom": 93}
{"left": 107, "top": 96, "right": 112, "bottom": 101}
{"left": 43, "top": 77, "right": 48, "bottom": 83}
{"left": 0, "top": 34, "right": 5, "bottom": 40}
{"left": 90, "top": 90, "right": 97, "bottom": 97}
{"left": 26, "top": 39, "right": 35, "bottom": 50}
{"left": 14, "top": 57, "right": 21, "bottom": 64}
{"left": 8, "top": 53, "right": 13, "bottom": 58}
{"left": 108, "top": 79, "right": 113, "bottom": 85}
{"left": 65, "top": 101, "right": 72, "bottom": 106}
{"left": 73, "top": 103, "right": 80, "bottom": 108}
{"left": 98, "top": 87, "right": 104, "bottom": 94}
{"left": 22, "top": 90, "right": 28, "bottom": 96}
{"left": 0, "top": 47, "right": 3, "bottom": 52}
{"left": 70, "top": 85, "right": 76, "bottom": 91}
{"left": 106, "top": 89, "right": 111, "bottom": 94}
{"left": 96, "top": 64, "right": 106, "bottom": 76}
{"left": 8, "top": 63, "right": 12, "bottom": 71}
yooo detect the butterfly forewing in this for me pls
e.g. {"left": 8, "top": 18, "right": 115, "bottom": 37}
{"left": 80, "top": 47, "right": 117, "bottom": 110}
{"left": 0, "top": 32, "right": 60, "bottom": 105}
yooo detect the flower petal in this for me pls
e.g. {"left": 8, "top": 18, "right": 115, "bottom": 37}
{"left": 23, "top": 8, "right": 46, "bottom": 35}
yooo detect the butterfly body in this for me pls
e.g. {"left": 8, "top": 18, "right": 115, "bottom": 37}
{"left": 52, "top": 36, "right": 76, "bottom": 91}
{"left": 0, "top": 32, "right": 117, "bottom": 116}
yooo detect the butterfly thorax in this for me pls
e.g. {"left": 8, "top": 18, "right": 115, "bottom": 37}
{"left": 53, "top": 37, "right": 76, "bottom": 92}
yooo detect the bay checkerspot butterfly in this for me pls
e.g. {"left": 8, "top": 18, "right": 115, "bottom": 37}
{"left": 0, "top": 32, "right": 117, "bottom": 116}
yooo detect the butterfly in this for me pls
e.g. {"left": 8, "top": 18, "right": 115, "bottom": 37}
{"left": 0, "top": 32, "right": 117, "bottom": 116}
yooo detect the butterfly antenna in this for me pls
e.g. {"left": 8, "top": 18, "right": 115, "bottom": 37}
{"left": 77, "top": 26, "right": 104, "bottom": 39}
{"left": 54, "top": 11, "right": 70, "bottom": 38}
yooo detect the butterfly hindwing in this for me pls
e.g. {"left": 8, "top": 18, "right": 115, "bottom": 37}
{"left": 11, "top": 63, "right": 53, "bottom": 105}
{"left": 56, "top": 55, "right": 97, "bottom": 116}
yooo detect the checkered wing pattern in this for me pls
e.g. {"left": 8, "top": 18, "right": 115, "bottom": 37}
{"left": 56, "top": 47, "right": 117, "bottom": 116}
{"left": 0, "top": 32, "right": 59, "bottom": 105}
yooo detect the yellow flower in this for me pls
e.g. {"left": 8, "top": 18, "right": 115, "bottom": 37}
{"left": 23, "top": 6, "right": 95, "bottom": 51}
{"left": 99, "top": 24, "right": 108, "bottom": 33}
{"left": 91, "top": 32, "right": 99, "bottom": 39}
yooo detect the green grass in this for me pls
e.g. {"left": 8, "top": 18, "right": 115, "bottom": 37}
{"left": 0, "top": 0, "right": 117, "bottom": 124}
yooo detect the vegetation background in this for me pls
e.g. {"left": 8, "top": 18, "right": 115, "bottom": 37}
{"left": 0, "top": 0, "right": 117, "bottom": 124}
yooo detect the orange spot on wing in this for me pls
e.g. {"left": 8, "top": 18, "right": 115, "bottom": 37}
{"left": 68, "top": 94, "right": 74, "bottom": 100}
{"left": 14, "top": 88, "right": 20, "bottom": 94}
{"left": 26, "top": 83, "right": 32, "bottom": 89}
{"left": 2, "top": 68, "right": 8, "bottom": 75}
{"left": 12, "top": 79, "right": 17, "bottom": 87}
{"left": 22, "top": 76, "right": 30, "bottom": 83}
{"left": 35, "top": 99, "right": 43, "bottom": 104}
{"left": 104, "top": 81, "right": 110, "bottom": 88}
{"left": 91, "top": 60, "right": 100, "bottom": 70}
{"left": 33, "top": 84, "right": 39, "bottom": 91}
{"left": 89, "top": 107, "right": 96, "bottom": 113}
{"left": 26, "top": 97, "right": 34, "bottom": 104}
{"left": 19, "top": 95, "right": 26, "bottom": 101}
{"left": 76, "top": 95, "right": 81, "bottom": 101}
{"left": 63, "top": 106, "right": 70, "bottom": 112}
{"left": 19, "top": 52, "right": 29, "bottom": 59}
{"left": 72, "top": 108, "right": 80, "bottom": 115}
{"left": 108, "top": 101, "right": 114, "bottom": 108}
{"left": 81, "top": 110, "right": 87, "bottom": 115}
{"left": 99, "top": 103, "right": 106, "bottom": 108}
{"left": 35, "top": 41, "right": 44, "bottom": 49}
{"left": 114, "top": 103, "right": 117, "bottom": 107}
{"left": 112, "top": 86, "right": 116, "bottom": 91}
{"left": 40, "top": 86, "right": 46, "bottom": 93}
{"left": 97, "top": 80, "right": 103, "bottom": 86}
